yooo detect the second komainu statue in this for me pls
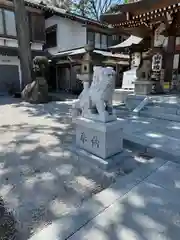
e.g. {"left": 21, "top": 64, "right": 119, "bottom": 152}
{"left": 72, "top": 66, "right": 116, "bottom": 122}
{"left": 21, "top": 56, "right": 49, "bottom": 104}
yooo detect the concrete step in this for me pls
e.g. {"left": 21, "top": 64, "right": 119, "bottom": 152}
{"left": 141, "top": 104, "right": 180, "bottom": 122}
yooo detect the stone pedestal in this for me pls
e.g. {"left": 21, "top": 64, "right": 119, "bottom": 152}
{"left": 113, "top": 89, "right": 134, "bottom": 104}
{"left": 135, "top": 81, "right": 153, "bottom": 95}
{"left": 73, "top": 117, "right": 123, "bottom": 169}
{"left": 21, "top": 77, "right": 49, "bottom": 103}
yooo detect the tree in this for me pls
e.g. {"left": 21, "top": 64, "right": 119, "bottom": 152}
{"left": 71, "top": 0, "right": 92, "bottom": 17}
{"left": 13, "top": 0, "right": 32, "bottom": 89}
{"left": 43, "top": 0, "right": 72, "bottom": 10}
{"left": 71, "top": 0, "right": 122, "bottom": 20}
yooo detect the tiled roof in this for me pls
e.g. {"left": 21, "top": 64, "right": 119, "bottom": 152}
{"left": 107, "top": 0, "right": 180, "bottom": 15}
{"left": 110, "top": 35, "right": 142, "bottom": 49}
{"left": 53, "top": 47, "right": 130, "bottom": 59}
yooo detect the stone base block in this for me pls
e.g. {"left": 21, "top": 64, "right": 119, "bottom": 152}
{"left": 113, "top": 89, "right": 134, "bottom": 104}
{"left": 135, "top": 81, "right": 153, "bottom": 95}
{"left": 126, "top": 94, "right": 147, "bottom": 110}
{"left": 75, "top": 117, "right": 123, "bottom": 160}
{"left": 83, "top": 111, "right": 117, "bottom": 123}
{"left": 70, "top": 145, "right": 131, "bottom": 170}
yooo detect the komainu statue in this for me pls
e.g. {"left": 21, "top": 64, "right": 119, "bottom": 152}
{"left": 136, "top": 59, "right": 152, "bottom": 81}
{"left": 72, "top": 66, "right": 116, "bottom": 122}
{"left": 21, "top": 56, "right": 49, "bottom": 103}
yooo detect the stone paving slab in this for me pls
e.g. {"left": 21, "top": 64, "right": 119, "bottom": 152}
{"left": 68, "top": 161, "right": 180, "bottom": 240}
{"left": 146, "top": 161, "right": 180, "bottom": 195}
{"left": 1, "top": 97, "right": 179, "bottom": 240}
{"left": 29, "top": 158, "right": 166, "bottom": 240}
{"left": 0, "top": 97, "right": 151, "bottom": 239}
{"left": 121, "top": 115, "right": 180, "bottom": 161}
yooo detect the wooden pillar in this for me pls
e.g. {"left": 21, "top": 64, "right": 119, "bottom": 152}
{"left": 55, "top": 65, "right": 59, "bottom": 92}
{"left": 164, "top": 35, "right": 176, "bottom": 87}
{"left": 13, "top": 0, "right": 32, "bottom": 89}
{"left": 69, "top": 63, "right": 72, "bottom": 92}
{"left": 115, "top": 63, "right": 119, "bottom": 88}
{"left": 129, "top": 49, "right": 132, "bottom": 70}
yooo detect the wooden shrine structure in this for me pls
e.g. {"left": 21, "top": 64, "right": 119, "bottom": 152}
{"left": 101, "top": 0, "right": 180, "bottom": 92}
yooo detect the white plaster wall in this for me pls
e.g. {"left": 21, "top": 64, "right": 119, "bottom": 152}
{"left": 5, "top": 39, "right": 18, "bottom": 48}
{"left": 0, "top": 39, "right": 4, "bottom": 45}
{"left": 31, "top": 43, "right": 43, "bottom": 51}
{"left": 45, "top": 15, "right": 86, "bottom": 54}
{"left": 0, "top": 38, "right": 43, "bottom": 51}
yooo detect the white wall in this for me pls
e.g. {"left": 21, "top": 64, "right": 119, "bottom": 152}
{"left": 0, "top": 37, "right": 43, "bottom": 51}
{"left": 45, "top": 15, "right": 86, "bottom": 54}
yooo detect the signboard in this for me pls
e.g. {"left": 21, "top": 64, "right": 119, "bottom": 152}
{"left": 173, "top": 54, "right": 179, "bottom": 69}
{"left": 152, "top": 53, "right": 163, "bottom": 72}
{"left": 154, "top": 23, "right": 166, "bottom": 47}
{"left": 122, "top": 68, "right": 137, "bottom": 89}
{"left": 131, "top": 52, "right": 141, "bottom": 67}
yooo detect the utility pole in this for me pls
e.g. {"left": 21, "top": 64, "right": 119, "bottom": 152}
{"left": 13, "top": 0, "right": 32, "bottom": 90}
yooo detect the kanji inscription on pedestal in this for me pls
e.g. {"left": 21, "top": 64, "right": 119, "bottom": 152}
{"left": 91, "top": 136, "right": 100, "bottom": 148}
{"left": 80, "top": 132, "right": 87, "bottom": 144}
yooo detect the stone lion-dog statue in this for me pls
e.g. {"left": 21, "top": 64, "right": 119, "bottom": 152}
{"left": 72, "top": 66, "right": 116, "bottom": 122}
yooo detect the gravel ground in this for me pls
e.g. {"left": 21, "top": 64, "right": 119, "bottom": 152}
{"left": 0, "top": 97, "right": 151, "bottom": 239}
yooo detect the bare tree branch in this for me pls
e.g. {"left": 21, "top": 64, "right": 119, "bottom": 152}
{"left": 70, "top": 0, "right": 121, "bottom": 20}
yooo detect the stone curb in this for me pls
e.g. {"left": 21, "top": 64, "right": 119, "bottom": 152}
{"left": 124, "top": 134, "right": 180, "bottom": 162}
{"left": 29, "top": 157, "right": 166, "bottom": 240}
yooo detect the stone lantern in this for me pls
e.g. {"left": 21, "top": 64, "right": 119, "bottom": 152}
{"left": 77, "top": 44, "right": 94, "bottom": 94}
{"left": 75, "top": 44, "right": 106, "bottom": 112}
{"left": 77, "top": 43, "right": 106, "bottom": 86}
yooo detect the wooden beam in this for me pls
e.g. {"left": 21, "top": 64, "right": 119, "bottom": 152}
{"left": 164, "top": 35, "right": 176, "bottom": 85}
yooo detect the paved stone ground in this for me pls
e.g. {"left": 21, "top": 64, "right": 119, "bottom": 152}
{"left": 122, "top": 115, "right": 180, "bottom": 159}
{"left": 29, "top": 158, "right": 180, "bottom": 240}
{"left": 115, "top": 102, "right": 180, "bottom": 160}
{"left": 22, "top": 102, "right": 180, "bottom": 240}
{"left": 0, "top": 97, "right": 148, "bottom": 239}
{"left": 68, "top": 160, "right": 180, "bottom": 240}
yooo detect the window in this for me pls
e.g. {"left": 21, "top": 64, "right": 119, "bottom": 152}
{"left": 112, "top": 35, "right": 119, "bottom": 41}
{"left": 0, "top": 9, "right": 17, "bottom": 37}
{"left": 107, "top": 35, "right": 112, "bottom": 47}
{"left": 46, "top": 25, "right": 57, "bottom": 48}
{"left": 87, "top": 31, "right": 95, "bottom": 45}
{"left": 0, "top": 10, "right": 4, "bottom": 34}
{"left": 111, "top": 34, "right": 122, "bottom": 46}
{"left": 30, "top": 13, "right": 45, "bottom": 42}
{"left": 101, "top": 34, "right": 107, "bottom": 49}
{"left": 4, "top": 10, "right": 16, "bottom": 36}
{"left": 95, "top": 33, "right": 101, "bottom": 49}
{"left": 87, "top": 30, "right": 109, "bottom": 49}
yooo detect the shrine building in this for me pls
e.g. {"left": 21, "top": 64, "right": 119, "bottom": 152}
{"left": 101, "top": 0, "right": 180, "bottom": 92}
